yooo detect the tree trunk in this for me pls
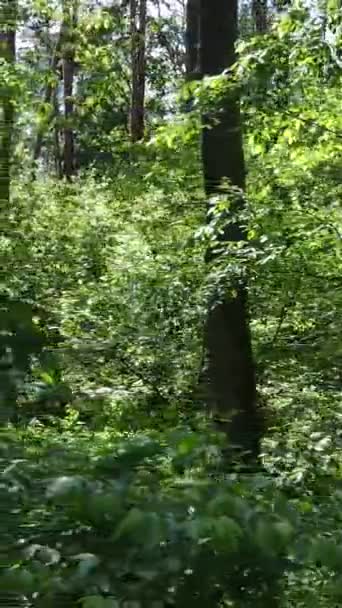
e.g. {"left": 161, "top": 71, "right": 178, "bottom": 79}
{"left": 199, "top": 0, "right": 262, "bottom": 461}
{"left": 252, "top": 0, "right": 268, "bottom": 34}
{"left": 53, "top": 87, "right": 63, "bottom": 178}
{"left": 130, "top": 0, "right": 147, "bottom": 142}
{"left": 33, "top": 28, "right": 63, "bottom": 167}
{"left": 185, "top": 0, "right": 201, "bottom": 79}
{"left": 0, "top": 0, "right": 16, "bottom": 210}
{"left": 62, "top": 0, "right": 77, "bottom": 179}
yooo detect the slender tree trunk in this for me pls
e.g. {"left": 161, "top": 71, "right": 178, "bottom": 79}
{"left": 184, "top": 0, "right": 201, "bottom": 115}
{"left": 33, "top": 28, "right": 63, "bottom": 166}
{"left": 53, "top": 88, "right": 63, "bottom": 178}
{"left": 0, "top": 0, "right": 16, "bottom": 210}
{"left": 185, "top": 0, "right": 201, "bottom": 79}
{"left": 130, "top": 0, "right": 147, "bottom": 142}
{"left": 62, "top": 0, "right": 77, "bottom": 179}
{"left": 252, "top": 0, "right": 268, "bottom": 33}
{"left": 199, "top": 0, "right": 262, "bottom": 461}
{"left": 63, "top": 55, "right": 75, "bottom": 178}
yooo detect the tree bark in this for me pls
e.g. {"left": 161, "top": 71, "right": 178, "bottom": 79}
{"left": 252, "top": 0, "right": 268, "bottom": 34}
{"left": 62, "top": 0, "right": 78, "bottom": 179}
{"left": 130, "top": 0, "right": 147, "bottom": 142}
{"left": 33, "top": 28, "right": 63, "bottom": 166}
{"left": 0, "top": 0, "right": 16, "bottom": 210}
{"left": 185, "top": 0, "right": 201, "bottom": 79}
{"left": 199, "top": 0, "right": 262, "bottom": 461}
{"left": 53, "top": 87, "right": 63, "bottom": 178}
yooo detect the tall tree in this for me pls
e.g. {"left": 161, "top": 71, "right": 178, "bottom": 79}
{"left": 0, "top": 0, "right": 16, "bottom": 209}
{"left": 62, "top": 0, "right": 78, "bottom": 178}
{"left": 130, "top": 0, "right": 147, "bottom": 142}
{"left": 252, "top": 0, "right": 268, "bottom": 33}
{"left": 185, "top": 0, "right": 200, "bottom": 79}
{"left": 199, "top": 0, "right": 262, "bottom": 460}
{"left": 53, "top": 86, "right": 63, "bottom": 178}
{"left": 33, "top": 26, "right": 63, "bottom": 168}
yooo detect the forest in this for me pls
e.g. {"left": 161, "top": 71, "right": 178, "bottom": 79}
{"left": 0, "top": 0, "right": 341, "bottom": 605}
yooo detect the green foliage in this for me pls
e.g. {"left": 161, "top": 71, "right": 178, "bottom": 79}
{"left": 0, "top": 429, "right": 303, "bottom": 607}
{"left": 1, "top": 3, "right": 342, "bottom": 608}
{"left": 0, "top": 296, "right": 45, "bottom": 418}
{"left": 0, "top": 294, "right": 71, "bottom": 422}
{"left": 3, "top": 165, "right": 205, "bottom": 426}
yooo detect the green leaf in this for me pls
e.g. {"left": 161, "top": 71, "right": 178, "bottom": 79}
{"left": 113, "top": 508, "right": 145, "bottom": 540}
{"left": 310, "top": 540, "right": 342, "bottom": 571}
{"left": 314, "top": 436, "right": 331, "bottom": 452}
{"left": 0, "top": 568, "right": 35, "bottom": 593}
{"left": 73, "top": 553, "right": 100, "bottom": 578}
{"left": 46, "top": 476, "right": 86, "bottom": 500}
{"left": 255, "top": 519, "right": 293, "bottom": 555}
{"left": 24, "top": 544, "right": 60, "bottom": 565}
{"left": 212, "top": 516, "right": 242, "bottom": 552}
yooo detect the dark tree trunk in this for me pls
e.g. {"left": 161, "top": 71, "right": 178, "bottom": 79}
{"left": 252, "top": 0, "right": 268, "bottom": 33}
{"left": 62, "top": 0, "right": 77, "bottom": 179}
{"left": 199, "top": 0, "right": 262, "bottom": 461}
{"left": 33, "top": 28, "right": 63, "bottom": 167}
{"left": 130, "top": 0, "right": 147, "bottom": 142}
{"left": 0, "top": 0, "right": 16, "bottom": 210}
{"left": 63, "top": 55, "right": 75, "bottom": 178}
{"left": 185, "top": 0, "right": 201, "bottom": 79}
{"left": 53, "top": 88, "right": 63, "bottom": 178}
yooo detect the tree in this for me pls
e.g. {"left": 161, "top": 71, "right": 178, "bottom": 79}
{"left": 185, "top": 0, "right": 200, "bottom": 79}
{"left": 130, "top": 0, "right": 147, "bottom": 142}
{"left": 199, "top": 0, "right": 262, "bottom": 461}
{"left": 62, "top": 0, "right": 78, "bottom": 178}
{"left": 252, "top": 0, "right": 268, "bottom": 33}
{"left": 0, "top": 0, "right": 16, "bottom": 209}
{"left": 33, "top": 26, "right": 63, "bottom": 170}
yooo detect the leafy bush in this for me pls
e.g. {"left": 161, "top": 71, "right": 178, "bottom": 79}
{"left": 0, "top": 429, "right": 299, "bottom": 607}
{"left": 2, "top": 170, "right": 206, "bottom": 426}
